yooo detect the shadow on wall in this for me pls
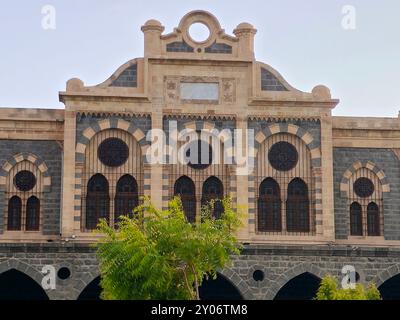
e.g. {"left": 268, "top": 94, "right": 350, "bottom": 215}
{"left": 0, "top": 269, "right": 49, "bottom": 300}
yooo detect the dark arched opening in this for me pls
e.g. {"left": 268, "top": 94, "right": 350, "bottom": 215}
{"left": 286, "top": 178, "right": 309, "bottom": 232}
{"left": 7, "top": 196, "right": 22, "bottom": 231}
{"left": 0, "top": 269, "right": 49, "bottom": 300}
{"left": 86, "top": 174, "right": 110, "bottom": 230}
{"left": 174, "top": 176, "right": 196, "bottom": 223}
{"left": 77, "top": 276, "right": 102, "bottom": 300}
{"left": 199, "top": 273, "right": 243, "bottom": 300}
{"left": 274, "top": 272, "right": 321, "bottom": 300}
{"left": 258, "top": 178, "right": 281, "bottom": 232}
{"left": 201, "top": 176, "right": 224, "bottom": 219}
{"left": 378, "top": 273, "right": 400, "bottom": 300}
{"left": 350, "top": 202, "right": 363, "bottom": 236}
{"left": 115, "top": 174, "right": 139, "bottom": 223}
{"left": 26, "top": 196, "right": 40, "bottom": 231}
{"left": 367, "top": 202, "right": 380, "bottom": 236}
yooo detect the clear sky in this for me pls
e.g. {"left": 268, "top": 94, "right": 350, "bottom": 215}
{"left": 0, "top": 0, "right": 399, "bottom": 117}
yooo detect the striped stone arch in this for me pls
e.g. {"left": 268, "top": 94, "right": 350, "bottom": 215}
{"left": 179, "top": 120, "right": 233, "bottom": 156}
{"left": 75, "top": 118, "right": 148, "bottom": 164}
{"left": 340, "top": 160, "right": 390, "bottom": 197}
{"left": 254, "top": 123, "right": 321, "bottom": 167}
{"left": 180, "top": 121, "right": 232, "bottom": 140}
{"left": 264, "top": 263, "right": 325, "bottom": 300}
{"left": 0, "top": 153, "right": 52, "bottom": 192}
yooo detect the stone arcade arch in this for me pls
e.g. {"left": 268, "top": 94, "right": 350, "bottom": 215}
{"left": 77, "top": 276, "right": 102, "bottom": 300}
{"left": 264, "top": 263, "right": 325, "bottom": 300}
{"left": 374, "top": 264, "right": 400, "bottom": 300}
{"left": 274, "top": 272, "right": 321, "bottom": 300}
{"left": 199, "top": 273, "right": 243, "bottom": 300}
{"left": 0, "top": 260, "right": 49, "bottom": 300}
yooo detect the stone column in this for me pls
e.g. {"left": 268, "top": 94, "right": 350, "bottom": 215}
{"left": 61, "top": 109, "right": 76, "bottom": 238}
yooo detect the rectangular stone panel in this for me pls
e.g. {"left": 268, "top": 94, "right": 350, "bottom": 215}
{"left": 180, "top": 82, "right": 219, "bottom": 101}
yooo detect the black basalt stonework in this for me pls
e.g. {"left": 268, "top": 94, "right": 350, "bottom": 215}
{"left": 333, "top": 148, "right": 400, "bottom": 240}
{"left": 0, "top": 140, "right": 62, "bottom": 235}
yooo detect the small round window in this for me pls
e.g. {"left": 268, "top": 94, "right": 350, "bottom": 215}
{"left": 354, "top": 178, "right": 374, "bottom": 198}
{"left": 268, "top": 141, "right": 298, "bottom": 171}
{"left": 188, "top": 22, "right": 210, "bottom": 43}
{"left": 186, "top": 140, "right": 213, "bottom": 170}
{"left": 14, "top": 171, "right": 36, "bottom": 191}
{"left": 98, "top": 138, "right": 129, "bottom": 167}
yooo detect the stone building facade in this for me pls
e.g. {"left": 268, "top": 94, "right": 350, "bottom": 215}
{"left": 1, "top": 10, "right": 400, "bottom": 300}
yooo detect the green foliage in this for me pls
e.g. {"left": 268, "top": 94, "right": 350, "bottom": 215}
{"left": 95, "top": 196, "right": 243, "bottom": 300}
{"left": 315, "top": 275, "right": 381, "bottom": 300}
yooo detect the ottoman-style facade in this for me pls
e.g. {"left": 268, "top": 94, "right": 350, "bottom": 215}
{"left": 1, "top": 10, "right": 400, "bottom": 300}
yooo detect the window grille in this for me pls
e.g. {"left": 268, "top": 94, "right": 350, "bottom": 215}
{"left": 347, "top": 168, "right": 383, "bottom": 237}
{"left": 81, "top": 129, "right": 143, "bottom": 231}
{"left": 255, "top": 133, "right": 315, "bottom": 236}
{"left": 5, "top": 160, "right": 43, "bottom": 232}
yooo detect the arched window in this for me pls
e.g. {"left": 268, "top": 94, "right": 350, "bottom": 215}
{"left": 26, "top": 196, "right": 40, "bottom": 231}
{"left": 258, "top": 178, "right": 281, "bottom": 232}
{"left": 350, "top": 202, "right": 363, "bottom": 236}
{"left": 201, "top": 177, "right": 224, "bottom": 219}
{"left": 367, "top": 202, "right": 380, "bottom": 236}
{"left": 115, "top": 175, "right": 139, "bottom": 223}
{"left": 174, "top": 176, "right": 196, "bottom": 223}
{"left": 286, "top": 178, "right": 309, "bottom": 232}
{"left": 7, "top": 196, "right": 22, "bottom": 231}
{"left": 86, "top": 174, "right": 110, "bottom": 230}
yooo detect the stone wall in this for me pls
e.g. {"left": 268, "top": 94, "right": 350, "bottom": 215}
{"left": 1, "top": 244, "right": 399, "bottom": 300}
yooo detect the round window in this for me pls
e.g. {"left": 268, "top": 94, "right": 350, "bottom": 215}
{"left": 354, "top": 177, "right": 374, "bottom": 198}
{"left": 268, "top": 141, "right": 298, "bottom": 171}
{"left": 186, "top": 140, "right": 213, "bottom": 170}
{"left": 188, "top": 22, "right": 210, "bottom": 43}
{"left": 98, "top": 138, "right": 129, "bottom": 167}
{"left": 14, "top": 171, "right": 36, "bottom": 191}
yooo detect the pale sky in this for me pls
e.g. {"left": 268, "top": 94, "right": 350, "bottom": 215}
{"left": 0, "top": 0, "right": 399, "bottom": 117}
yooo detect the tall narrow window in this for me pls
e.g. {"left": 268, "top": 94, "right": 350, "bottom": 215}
{"left": 115, "top": 175, "right": 139, "bottom": 224}
{"left": 202, "top": 177, "right": 224, "bottom": 219}
{"left": 286, "top": 178, "right": 309, "bottom": 232}
{"left": 367, "top": 202, "right": 380, "bottom": 236}
{"left": 350, "top": 202, "right": 363, "bottom": 236}
{"left": 7, "top": 196, "right": 22, "bottom": 231}
{"left": 258, "top": 178, "right": 281, "bottom": 232}
{"left": 86, "top": 174, "right": 110, "bottom": 230}
{"left": 26, "top": 196, "right": 40, "bottom": 231}
{"left": 174, "top": 176, "right": 196, "bottom": 223}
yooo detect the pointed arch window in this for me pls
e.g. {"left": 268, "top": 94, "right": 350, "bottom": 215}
{"left": 86, "top": 174, "right": 110, "bottom": 230}
{"left": 258, "top": 178, "right": 281, "bottom": 232}
{"left": 286, "top": 178, "right": 309, "bottom": 232}
{"left": 7, "top": 196, "right": 22, "bottom": 231}
{"left": 202, "top": 177, "right": 224, "bottom": 219}
{"left": 174, "top": 176, "right": 196, "bottom": 223}
{"left": 115, "top": 175, "right": 139, "bottom": 223}
{"left": 26, "top": 196, "right": 40, "bottom": 231}
{"left": 350, "top": 202, "right": 363, "bottom": 236}
{"left": 367, "top": 202, "right": 380, "bottom": 236}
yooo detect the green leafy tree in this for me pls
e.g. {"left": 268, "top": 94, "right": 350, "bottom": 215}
{"left": 95, "top": 197, "right": 243, "bottom": 300}
{"left": 315, "top": 275, "right": 381, "bottom": 300}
